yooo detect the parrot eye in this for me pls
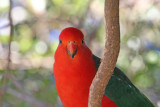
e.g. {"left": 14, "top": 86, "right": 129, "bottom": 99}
{"left": 60, "top": 40, "right": 62, "bottom": 44}
{"left": 82, "top": 40, "right": 84, "bottom": 44}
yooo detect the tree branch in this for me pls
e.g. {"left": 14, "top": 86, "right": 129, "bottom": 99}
{"left": 1, "top": 71, "right": 52, "bottom": 107}
{"left": 88, "top": 0, "right": 120, "bottom": 106}
{"left": 0, "top": 0, "right": 13, "bottom": 106}
{"left": 7, "top": 89, "right": 52, "bottom": 107}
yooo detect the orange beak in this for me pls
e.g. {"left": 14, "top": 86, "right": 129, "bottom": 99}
{"left": 67, "top": 41, "right": 77, "bottom": 58}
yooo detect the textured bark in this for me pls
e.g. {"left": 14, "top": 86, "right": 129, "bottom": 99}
{"left": 88, "top": 0, "right": 120, "bottom": 107}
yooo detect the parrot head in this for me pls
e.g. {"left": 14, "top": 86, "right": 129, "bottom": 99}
{"left": 58, "top": 27, "right": 86, "bottom": 58}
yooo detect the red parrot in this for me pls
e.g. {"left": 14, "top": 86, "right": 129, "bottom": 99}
{"left": 53, "top": 27, "right": 154, "bottom": 107}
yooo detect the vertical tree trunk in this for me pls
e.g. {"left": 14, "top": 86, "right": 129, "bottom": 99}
{"left": 88, "top": 0, "right": 120, "bottom": 106}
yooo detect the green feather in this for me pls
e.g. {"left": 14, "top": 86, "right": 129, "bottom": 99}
{"left": 92, "top": 55, "right": 154, "bottom": 107}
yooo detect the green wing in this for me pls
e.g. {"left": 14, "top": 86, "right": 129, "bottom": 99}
{"left": 92, "top": 55, "right": 154, "bottom": 107}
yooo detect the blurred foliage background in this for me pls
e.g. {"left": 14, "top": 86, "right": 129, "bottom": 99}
{"left": 0, "top": 0, "right": 160, "bottom": 107}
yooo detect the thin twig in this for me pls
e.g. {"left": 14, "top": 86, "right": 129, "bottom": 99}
{"left": 8, "top": 74, "right": 52, "bottom": 107}
{"left": 0, "top": 0, "right": 13, "bottom": 106}
{"left": 7, "top": 89, "right": 52, "bottom": 107}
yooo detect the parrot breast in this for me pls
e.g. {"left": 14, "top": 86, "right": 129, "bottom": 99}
{"left": 54, "top": 44, "right": 117, "bottom": 107}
